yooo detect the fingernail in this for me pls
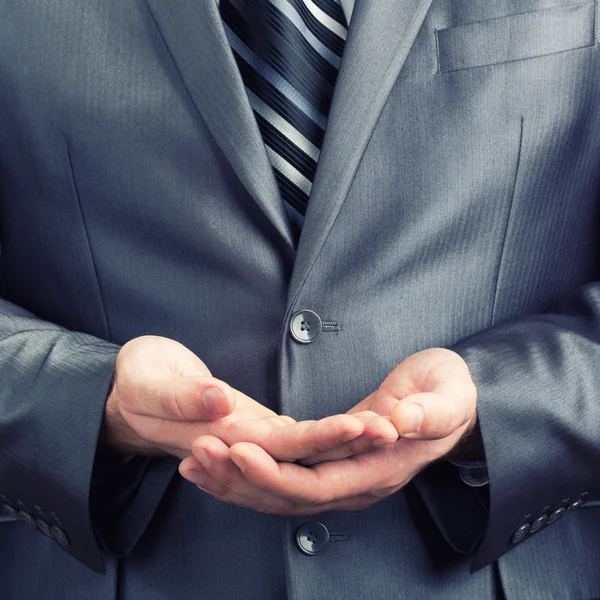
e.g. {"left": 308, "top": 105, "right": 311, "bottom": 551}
{"left": 195, "top": 449, "right": 212, "bottom": 470}
{"left": 373, "top": 437, "right": 394, "bottom": 448}
{"left": 202, "top": 387, "right": 227, "bottom": 415}
{"left": 231, "top": 455, "right": 247, "bottom": 473}
{"left": 341, "top": 428, "right": 362, "bottom": 443}
{"left": 402, "top": 404, "right": 424, "bottom": 434}
{"left": 184, "top": 470, "right": 205, "bottom": 487}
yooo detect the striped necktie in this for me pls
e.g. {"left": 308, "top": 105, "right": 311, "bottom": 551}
{"left": 220, "top": 0, "right": 348, "bottom": 216}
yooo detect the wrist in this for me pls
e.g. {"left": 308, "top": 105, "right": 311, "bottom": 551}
{"left": 100, "top": 380, "right": 159, "bottom": 456}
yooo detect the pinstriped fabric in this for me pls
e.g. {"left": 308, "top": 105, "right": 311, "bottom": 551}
{"left": 220, "top": 0, "right": 348, "bottom": 215}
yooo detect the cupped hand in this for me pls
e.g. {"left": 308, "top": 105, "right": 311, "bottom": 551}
{"left": 101, "top": 335, "right": 397, "bottom": 460}
{"left": 301, "top": 347, "right": 478, "bottom": 464}
{"left": 178, "top": 348, "right": 477, "bottom": 514}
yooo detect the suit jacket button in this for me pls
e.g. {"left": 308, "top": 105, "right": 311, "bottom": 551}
{"left": 2, "top": 503, "right": 18, "bottom": 519}
{"left": 296, "top": 522, "right": 329, "bottom": 555}
{"left": 568, "top": 499, "right": 584, "bottom": 511}
{"left": 511, "top": 523, "right": 531, "bottom": 545}
{"left": 51, "top": 525, "right": 70, "bottom": 548}
{"left": 290, "top": 310, "right": 322, "bottom": 344}
{"left": 547, "top": 507, "right": 566, "bottom": 524}
{"left": 18, "top": 510, "right": 36, "bottom": 528}
{"left": 529, "top": 514, "right": 548, "bottom": 534}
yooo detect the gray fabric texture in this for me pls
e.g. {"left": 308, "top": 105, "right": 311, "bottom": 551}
{"left": 1, "top": 0, "right": 600, "bottom": 598}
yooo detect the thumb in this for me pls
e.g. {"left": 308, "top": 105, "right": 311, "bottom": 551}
{"left": 116, "top": 335, "right": 237, "bottom": 422}
{"left": 149, "top": 373, "right": 237, "bottom": 421}
{"left": 390, "top": 388, "right": 476, "bottom": 440}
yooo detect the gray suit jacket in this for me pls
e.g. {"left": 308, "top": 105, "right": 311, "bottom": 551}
{"left": 1, "top": 0, "right": 600, "bottom": 598}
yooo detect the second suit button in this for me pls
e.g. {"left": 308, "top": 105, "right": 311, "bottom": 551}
{"left": 290, "top": 310, "right": 322, "bottom": 344}
{"left": 296, "top": 522, "right": 329, "bottom": 555}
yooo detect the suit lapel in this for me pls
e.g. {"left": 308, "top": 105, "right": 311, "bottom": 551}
{"left": 144, "top": 0, "right": 295, "bottom": 251}
{"left": 289, "top": 0, "right": 435, "bottom": 298}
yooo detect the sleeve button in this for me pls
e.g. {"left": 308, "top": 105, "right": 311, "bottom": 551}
{"left": 528, "top": 514, "right": 548, "bottom": 534}
{"left": 51, "top": 525, "right": 70, "bottom": 548}
{"left": 2, "top": 503, "right": 18, "bottom": 518}
{"left": 547, "top": 507, "right": 567, "bottom": 524}
{"left": 36, "top": 519, "right": 54, "bottom": 538}
{"left": 510, "top": 523, "right": 531, "bottom": 545}
{"left": 18, "top": 510, "right": 36, "bottom": 528}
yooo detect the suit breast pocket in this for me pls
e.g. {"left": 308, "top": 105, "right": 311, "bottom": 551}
{"left": 436, "top": 2, "right": 596, "bottom": 73}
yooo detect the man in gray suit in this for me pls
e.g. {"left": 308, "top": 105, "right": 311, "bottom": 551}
{"left": 1, "top": 0, "right": 599, "bottom": 598}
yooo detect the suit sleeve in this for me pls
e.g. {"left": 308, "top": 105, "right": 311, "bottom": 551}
{"left": 413, "top": 282, "right": 600, "bottom": 571}
{"left": 0, "top": 300, "right": 175, "bottom": 572}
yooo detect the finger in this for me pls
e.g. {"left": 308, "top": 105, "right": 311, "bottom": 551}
{"left": 182, "top": 455, "right": 394, "bottom": 515}
{"left": 189, "top": 438, "right": 304, "bottom": 514}
{"left": 299, "top": 413, "right": 398, "bottom": 465}
{"left": 229, "top": 442, "right": 321, "bottom": 504}
{"left": 129, "top": 373, "right": 237, "bottom": 421}
{"left": 116, "top": 336, "right": 242, "bottom": 421}
{"left": 179, "top": 456, "right": 229, "bottom": 495}
{"left": 191, "top": 435, "right": 246, "bottom": 490}
{"left": 232, "top": 439, "right": 435, "bottom": 507}
{"left": 129, "top": 407, "right": 286, "bottom": 459}
{"left": 229, "top": 442, "right": 386, "bottom": 505}
{"left": 267, "top": 414, "right": 365, "bottom": 461}
{"left": 192, "top": 434, "right": 293, "bottom": 506}
{"left": 352, "top": 412, "right": 398, "bottom": 447}
{"left": 221, "top": 414, "right": 365, "bottom": 462}
{"left": 390, "top": 390, "right": 475, "bottom": 440}
{"left": 183, "top": 449, "right": 403, "bottom": 516}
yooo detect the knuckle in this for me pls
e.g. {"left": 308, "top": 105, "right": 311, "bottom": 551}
{"left": 262, "top": 426, "right": 279, "bottom": 451}
{"left": 218, "top": 493, "right": 242, "bottom": 506}
{"left": 211, "top": 486, "right": 231, "bottom": 499}
{"left": 220, "top": 475, "right": 237, "bottom": 489}
{"left": 154, "top": 384, "right": 182, "bottom": 420}
{"left": 170, "top": 390, "right": 189, "bottom": 421}
{"left": 256, "top": 480, "right": 273, "bottom": 493}
{"left": 217, "top": 481, "right": 242, "bottom": 500}
{"left": 304, "top": 441, "right": 323, "bottom": 457}
{"left": 346, "top": 439, "right": 367, "bottom": 455}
